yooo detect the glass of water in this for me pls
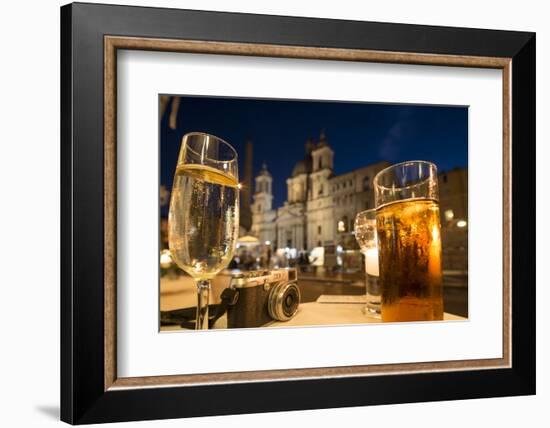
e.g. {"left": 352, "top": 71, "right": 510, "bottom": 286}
{"left": 354, "top": 209, "right": 381, "bottom": 317}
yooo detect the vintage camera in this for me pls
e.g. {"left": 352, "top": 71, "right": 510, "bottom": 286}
{"left": 225, "top": 268, "right": 300, "bottom": 328}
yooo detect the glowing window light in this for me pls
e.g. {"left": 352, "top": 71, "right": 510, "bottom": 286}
{"left": 457, "top": 220, "right": 467, "bottom": 228}
{"left": 160, "top": 249, "right": 172, "bottom": 269}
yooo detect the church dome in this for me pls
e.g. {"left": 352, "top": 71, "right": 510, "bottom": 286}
{"left": 292, "top": 158, "right": 312, "bottom": 177}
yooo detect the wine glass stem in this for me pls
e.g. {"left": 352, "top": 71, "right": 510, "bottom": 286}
{"left": 196, "top": 280, "right": 211, "bottom": 330}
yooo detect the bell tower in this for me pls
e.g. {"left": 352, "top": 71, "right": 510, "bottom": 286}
{"left": 312, "top": 129, "right": 334, "bottom": 173}
{"left": 310, "top": 129, "right": 334, "bottom": 200}
{"left": 252, "top": 163, "right": 273, "bottom": 213}
{"left": 251, "top": 163, "right": 277, "bottom": 250}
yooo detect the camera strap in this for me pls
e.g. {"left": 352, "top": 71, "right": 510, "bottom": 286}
{"left": 160, "top": 288, "right": 239, "bottom": 329}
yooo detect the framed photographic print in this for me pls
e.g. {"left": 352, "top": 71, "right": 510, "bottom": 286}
{"left": 60, "top": 2, "right": 536, "bottom": 424}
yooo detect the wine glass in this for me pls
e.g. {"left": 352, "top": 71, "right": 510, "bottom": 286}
{"left": 168, "top": 133, "right": 240, "bottom": 330}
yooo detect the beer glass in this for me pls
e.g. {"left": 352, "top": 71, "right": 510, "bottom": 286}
{"left": 354, "top": 209, "right": 381, "bottom": 317}
{"left": 373, "top": 161, "right": 443, "bottom": 322}
{"left": 168, "top": 133, "right": 240, "bottom": 329}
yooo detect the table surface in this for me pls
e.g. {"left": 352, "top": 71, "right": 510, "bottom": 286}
{"left": 160, "top": 277, "right": 465, "bottom": 331}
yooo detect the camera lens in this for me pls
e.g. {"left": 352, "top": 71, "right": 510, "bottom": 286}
{"left": 268, "top": 282, "right": 301, "bottom": 321}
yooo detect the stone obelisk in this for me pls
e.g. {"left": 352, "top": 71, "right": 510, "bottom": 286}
{"left": 240, "top": 139, "right": 253, "bottom": 232}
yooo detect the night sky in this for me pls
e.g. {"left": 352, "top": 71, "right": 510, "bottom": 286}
{"left": 160, "top": 96, "right": 467, "bottom": 215}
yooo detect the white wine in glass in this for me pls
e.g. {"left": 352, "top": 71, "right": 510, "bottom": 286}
{"left": 168, "top": 133, "right": 239, "bottom": 330}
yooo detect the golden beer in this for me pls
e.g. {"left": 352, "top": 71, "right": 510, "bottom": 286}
{"left": 376, "top": 198, "right": 444, "bottom": 322}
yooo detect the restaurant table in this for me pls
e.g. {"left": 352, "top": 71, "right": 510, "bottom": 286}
{"left": 161, "top": 276, "right": 465, "bottom": 331}
{"left": 268, "top": 301, "right": 464, "bottom": 327}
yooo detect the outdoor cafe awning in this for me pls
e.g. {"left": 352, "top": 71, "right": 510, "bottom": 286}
{"left": 237, "top": 235, "right": 260, "bottom": 247}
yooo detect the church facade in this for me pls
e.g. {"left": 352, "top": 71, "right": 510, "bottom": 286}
{"left": 251, "top": 131, "right": 389, "bottom": 252}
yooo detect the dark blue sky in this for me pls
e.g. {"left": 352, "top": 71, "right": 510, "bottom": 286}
{"left": 160, "top": 96, "right": 467, "bottom": 213}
